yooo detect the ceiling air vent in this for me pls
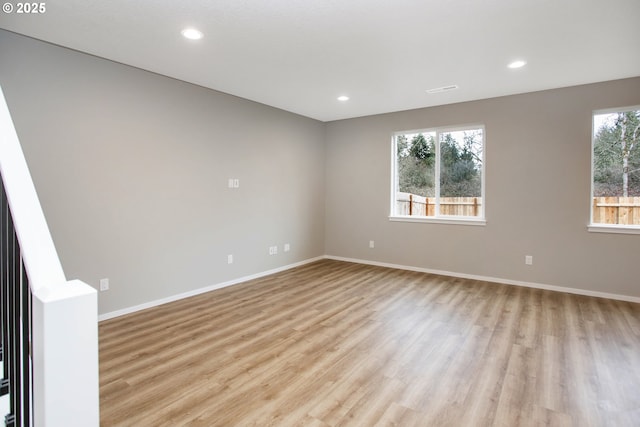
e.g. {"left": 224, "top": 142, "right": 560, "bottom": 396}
{"left": 426, "top": 85, "right": 459, "bottom": 94}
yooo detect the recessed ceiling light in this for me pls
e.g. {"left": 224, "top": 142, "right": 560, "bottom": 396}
{"left": 181, "top": 28, "right": 203, "bottom": 40}
{"left": 337, "top": 95, "right": 350, "bottom": 102}
{"left": 508, "top": 60, "right": 527, "bottom": 69}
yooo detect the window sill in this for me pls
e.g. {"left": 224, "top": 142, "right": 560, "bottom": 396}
{"left": 389, "top": 215, "right": 486, "bottom": 226}
{"left": 588, "top": 224, "right": 640, "bottom": 235}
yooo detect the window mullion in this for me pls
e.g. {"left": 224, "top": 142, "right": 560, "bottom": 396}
{"left": 434, "top": 130, "right": 441, "bottom": 217}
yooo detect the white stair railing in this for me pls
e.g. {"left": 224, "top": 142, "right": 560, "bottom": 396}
{"left": 0, "top": 86, "right": 99, "bottom": 427}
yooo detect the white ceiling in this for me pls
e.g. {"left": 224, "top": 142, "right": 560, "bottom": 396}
{"left": 1, "top": 0, "right": 639, "bottom": 122}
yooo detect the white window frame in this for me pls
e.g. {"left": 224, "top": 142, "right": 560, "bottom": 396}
{"left": 589, "top": 105, "right": 640, "bottom": 235}
{"left": 389, "top": 124, "right": 486, "bottom": 226}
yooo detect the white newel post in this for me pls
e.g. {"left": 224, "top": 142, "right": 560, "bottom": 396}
{"left": 1, "top": 86, "right": 100, "bottom": 426}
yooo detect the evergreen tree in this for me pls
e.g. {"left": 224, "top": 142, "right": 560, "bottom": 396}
{"left": 397, "top": 130, "right": 481, "bottom": 198}
{"left": 397, "top": 133, "right": 435, "bottom": 196}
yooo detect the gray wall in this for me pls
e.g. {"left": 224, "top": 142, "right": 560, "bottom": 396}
{"left": 1, "top": 29, "right": 639, "bottom": 313}
{"left": 325, "top": 77, "right": 640, "bottom": 298}
{"left": 0, "top": 30, "right": 326, "bottom": 315}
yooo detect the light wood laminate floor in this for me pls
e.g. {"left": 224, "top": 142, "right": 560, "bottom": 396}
{"left": 99, "top": 260, "right": 640, "bottom": 426}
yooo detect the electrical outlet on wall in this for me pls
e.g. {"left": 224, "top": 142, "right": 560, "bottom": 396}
{"left": 99, "top": 278, "right": 109, "bottom": 291}
{"left": 525, "top": 255, "right": 533, "bottom": 265}
{"left": 369, "top": 240, "right": 375, "bottom": 248}
{"left": 227, "top": 254, "right": 234, "bottom": 264}
{"left": 284, "top": 243, "right": 290, "bottom": 252}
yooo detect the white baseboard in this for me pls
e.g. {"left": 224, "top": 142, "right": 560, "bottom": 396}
{"left": 324, "top": 255, "right": 640, "bottom": 304}
{"left": 98, "top": 256, "right": 325, "bottom": 321}
{"left": 99, "top": 253, "right": 639, "bottom": 321}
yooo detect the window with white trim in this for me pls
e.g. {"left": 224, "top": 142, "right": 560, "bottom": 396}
{"left": 590, "top": 106, "right": 640, "bottom": 233}
{"left": 391, "top": 125, "right": 485, "bottom": 224}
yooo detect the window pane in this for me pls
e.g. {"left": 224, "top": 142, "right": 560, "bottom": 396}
{"left": 592, "top": 108, "right": 640, "bottom": 225}
{"left": 396, "top": 132, "right": 436, "bottom": 216}
{"left": 439, "top": 129, "right": 483, "bottom": 217}
{"left": 392, "top": 125, "right": 484, "bottom": 221}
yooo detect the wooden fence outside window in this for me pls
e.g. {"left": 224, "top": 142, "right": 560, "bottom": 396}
{"left": 396, "top": 192, "right": 481, "bottom": 217}
{"left": 397, "top": 194, "right": 640, "bottom": 225}
{"left": 592, "top": 197, "right": 640, "bottom": 225}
